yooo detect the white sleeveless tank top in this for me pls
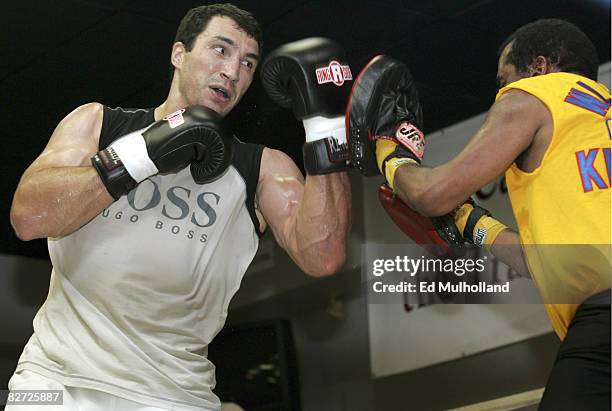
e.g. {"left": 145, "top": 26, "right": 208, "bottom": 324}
{"left": 16, "top": 107, "right": 263, "bottom": 410}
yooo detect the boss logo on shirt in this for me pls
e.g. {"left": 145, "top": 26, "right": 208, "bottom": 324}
{"left": 100, "top": 179, "right": 221, "bottom": 243}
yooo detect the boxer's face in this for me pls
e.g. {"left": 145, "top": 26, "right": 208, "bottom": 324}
{"left": 173, "top": 16, "right": 260, "bottom": 116}
{"left": 496, "top": 43, "right": 522, "bottom": 88}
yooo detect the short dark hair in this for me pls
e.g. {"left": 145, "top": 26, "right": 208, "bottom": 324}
{"left": 174, "top": 3, "right": 263, "bottom": 53}
{"left": 498, "top": 19, "right": 599, "bottom": 80}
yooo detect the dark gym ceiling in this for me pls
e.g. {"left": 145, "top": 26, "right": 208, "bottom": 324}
{"left": 1, "top": 0, "right": 610, "bottom": 259}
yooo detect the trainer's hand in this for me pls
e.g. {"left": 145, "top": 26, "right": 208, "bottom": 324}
{"left": 379, "top": 183, "right": 463, "bottom": 255}
{"left": 91, "top": 106, "right": 233, "bottom": 199}
{"left": 261, "top": 37, "right": 353, "bottom": 174}
{"left": 347, "top": 55, "right": 425, "bottom": 189}
{"left": 453, "top": 200, "right": 508, "bottom": 250}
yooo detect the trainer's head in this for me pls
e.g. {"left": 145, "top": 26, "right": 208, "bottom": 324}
{"left": 496, "top": 19, "right": 599, "bottom": 88}
{"left": 170, "top": 4, "right": 262, "bottom": 116}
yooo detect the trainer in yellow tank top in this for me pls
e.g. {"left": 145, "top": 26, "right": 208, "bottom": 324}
{"left": 496, "top": 72, "right": 611, "bottom": 339}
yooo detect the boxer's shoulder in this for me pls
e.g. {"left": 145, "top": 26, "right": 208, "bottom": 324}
{"left": 258, "top": 147, "right": 303, "bottom": 187}
{"left": 62, "top": 102, "right": 105, "bottom": 134}
{"left": 99, "top": 106, "right": 155, "bottom": 149}
{"left": 47, "top": 102, "right": 104, "bottom": 151}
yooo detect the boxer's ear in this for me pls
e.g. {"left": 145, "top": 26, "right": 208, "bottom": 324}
{"left": 171, "top": 42, "right": 186, "bottom": 70}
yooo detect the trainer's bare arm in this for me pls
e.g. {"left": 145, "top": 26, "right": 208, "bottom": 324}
{"left": 393, "top": 89, "right": 551, "bottom": 277}
{"left": 489, "top": 229, "right": 531, "bottom": 277}
{"left": 256, "top": 148, "right": 351, "bottom": 277}
{"left": 393, "top": 89, "right": 548, "bottom": 216}
{"left": 10, "top": 103, "right": 114, "bottom": 240}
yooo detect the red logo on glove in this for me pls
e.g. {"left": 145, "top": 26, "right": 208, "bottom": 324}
{"left": 316, "top": 60, "right": 353, "bottom": 86}
{"left": 395, "top": 122, "right": 425, "bottom": 159}
{"left": 163, "top": 108, "right": 186, "bottom": 129}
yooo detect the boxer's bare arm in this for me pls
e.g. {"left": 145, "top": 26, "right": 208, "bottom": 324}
{"left": 393, "top": 89, "right": 547, "bottom": 215}
{"left": 256, "top": 148, "right": 351, "bottom": 277}
{"left": 10, "top": 103, "right": 114, "bottom": 240}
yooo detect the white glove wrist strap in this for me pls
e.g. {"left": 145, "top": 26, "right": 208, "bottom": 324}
{"left": 109, "top": 129, "right": 159, "bottom": 183}
{"left": 302, "top": 115, "right": 346, "bottom": 144}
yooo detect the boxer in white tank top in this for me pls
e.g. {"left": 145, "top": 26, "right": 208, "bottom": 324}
{"left": 9, "top": 5, "right": 351, "bottom": 410}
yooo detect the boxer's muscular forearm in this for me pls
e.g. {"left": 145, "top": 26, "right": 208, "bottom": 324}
{"left": 11, "top": 165, "right": 113, "bottom": 240}
{"left": 10, "top": 103, "right": 113, "bottom": 240}
{"left": 257, "top": 149, "right": 351, "bottom": 277}
{"left": 258, "top": 38, "right": 353, "bottom": 275}
{"left": 293, "top": 172, "right": 351, "bottom": 275}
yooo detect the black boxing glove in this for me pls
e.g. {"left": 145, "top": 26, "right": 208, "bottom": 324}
{"left": 261, "top": 37, "right": 353, "bottom": 174}
{"left": 92, "top": 106, "right": 233, "bottom": 199}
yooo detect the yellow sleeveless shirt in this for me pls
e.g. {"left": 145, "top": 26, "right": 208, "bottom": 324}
{"left": 496, "top": 73, "right": 611, "bottom": 340}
